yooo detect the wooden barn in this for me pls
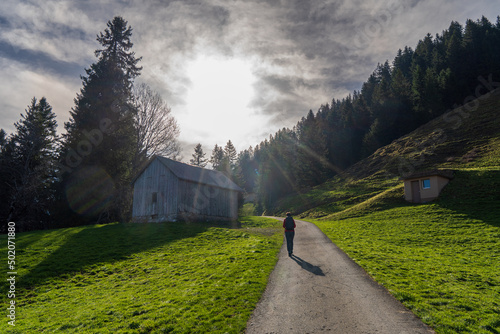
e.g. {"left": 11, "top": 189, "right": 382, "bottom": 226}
{"left": 132, "top": 156, "right": 243, "bottom": 222}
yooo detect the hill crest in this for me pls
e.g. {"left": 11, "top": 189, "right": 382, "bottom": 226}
{"left": 272, "top": 88, "right": 500, "bottom": 217}
{"left": 347, "top": 88, "right": 500, "bottom": 180}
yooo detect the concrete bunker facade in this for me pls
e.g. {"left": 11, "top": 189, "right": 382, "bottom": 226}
{"left": 402, "top": 170, "right": 454, "bottom": 203}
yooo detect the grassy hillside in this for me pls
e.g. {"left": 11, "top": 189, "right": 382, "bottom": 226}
{"left": 282, "top": 90, "right": 500, "bottom": 332}
{"left": 0, "top": 217, "right": 283, "bottom": 333}
{"left": 311, "top": 166, "right": 500, "bottom": 333}
{"left": 273, "top": 88, "right": 500, "bottom": 217}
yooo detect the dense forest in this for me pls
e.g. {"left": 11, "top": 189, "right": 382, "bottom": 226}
{"left": 1, "top": 15, "right": 499, "bottom": 230}
{"left": 231, "top": 16, "right": 500, "bottom": 213}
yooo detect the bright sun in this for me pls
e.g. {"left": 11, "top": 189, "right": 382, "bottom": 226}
{"left": 180, "top": 56, "right": 268, "bottom": 151}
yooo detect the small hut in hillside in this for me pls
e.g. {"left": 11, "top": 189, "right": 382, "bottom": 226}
{"left": 401, "top": 170, "right": 454, "bottom": 203}
{"left": 132, "top": 156, "right": 242, "bottom": 222}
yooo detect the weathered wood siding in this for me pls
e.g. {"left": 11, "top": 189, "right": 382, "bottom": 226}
{"left": 133, "top": 156, "right": 241, "bottom": 222}
{"left": 177, "top": 180, "right": 239, "bottom": 221}
{"left": 132, "top": 159, "right": 178, "bottom": 222}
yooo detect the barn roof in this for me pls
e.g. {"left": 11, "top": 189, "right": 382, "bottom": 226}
{"left": 134, "top": 156, "right": 243, "bottom": 192}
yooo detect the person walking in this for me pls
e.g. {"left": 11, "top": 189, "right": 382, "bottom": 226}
{"left": 283, "top": 212, "right": 296, "bottom": 256}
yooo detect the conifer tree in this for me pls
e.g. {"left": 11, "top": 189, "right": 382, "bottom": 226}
{"left": 224, "top": 140, "right": 238, "bottom": 168}
{"left": 295, "top": 110, "right": 329, "bottom": 187}
{"left": 210, "top": 144, "right": 225, "bottom": 171}
{"left": 60, "top": 16, "right": 141, "bottom": 223}
{"left": 0, "top": 97, "right": 58, "bottom": 230}
{"left": 234, "top": 148, "right": 255, "bottom": 192}
{"left": 190, "top": 143, "right": 208, "bottom": 167}
{"left": 0, "top": 129, "right": 6, "bottom": 153}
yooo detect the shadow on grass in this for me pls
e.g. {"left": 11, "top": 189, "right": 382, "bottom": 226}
{"left": 18, "top": 222, "right": 209, "bottom": 289}
{"left": 324, "top": 184, "right": 412, "bottom": 221}
{"left": 438, "top": 169, "right": 500, "bottom": 228}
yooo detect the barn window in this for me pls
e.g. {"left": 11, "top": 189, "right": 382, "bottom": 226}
{"left": 152, "top": 192, "right": 158, "bottom": 203}
{"left": 422, "top": 179, "right": 431, "bottom": 189}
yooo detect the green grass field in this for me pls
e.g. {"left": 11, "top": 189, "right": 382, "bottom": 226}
{"left": 309, "top": 166, "right": 500, "bottom": 333}
{"left": 0, "top": 217, "right": 282, "bottom": 333}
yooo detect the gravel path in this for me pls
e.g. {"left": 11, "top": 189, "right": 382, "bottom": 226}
{"left": 245, "top": 218, "right": 435, "bottom": 334}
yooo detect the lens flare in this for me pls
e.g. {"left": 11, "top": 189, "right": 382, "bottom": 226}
{"left": 65, "top": 166, "right": 115, "bottom": 217}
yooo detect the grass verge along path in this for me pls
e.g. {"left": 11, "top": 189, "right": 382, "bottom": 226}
{"left": 311, "top": 181, "right": 500, "bottom": 333}
{"left": 0, "top": 217, "right": 282, "bottom": 333}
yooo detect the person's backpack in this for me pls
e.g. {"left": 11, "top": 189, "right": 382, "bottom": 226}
{"left": 284, "top": 216, "right": 295, "bottom": 230}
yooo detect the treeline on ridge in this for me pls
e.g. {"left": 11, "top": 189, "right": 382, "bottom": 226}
{"left": 232, "top": 16, "right": 500, "bottom": 213}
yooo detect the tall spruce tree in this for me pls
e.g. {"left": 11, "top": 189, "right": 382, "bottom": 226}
{"left": 210, "top": 144, "right": 225, "bottom": 171}
{"left": 234, "top": 148, "right": 256, "bottom": 192}
{"left": 295, "top": 110, "right": 329, "bottom": 187}
{"left": 224, "top": 140, "right": 238, "bottom": 168}
{"left": 0, "top": 129, "right": 6, "bottom": 151}
{"left": 0, "top": 97, "right": 58, "bottom": 231}
{"left": 60, "top": 16, "right": 141, "bottom": 223}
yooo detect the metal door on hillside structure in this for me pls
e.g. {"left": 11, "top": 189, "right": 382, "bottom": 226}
{"left": 411, "top": 180, "right": 421, "bottom": 203}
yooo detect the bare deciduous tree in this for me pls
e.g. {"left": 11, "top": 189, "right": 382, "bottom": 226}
{"left": 132, "top": 83, "right": 181, "bottom": 171}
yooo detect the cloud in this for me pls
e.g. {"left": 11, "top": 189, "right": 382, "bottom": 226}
{"left": 0, "top": 40, "right": 84, "bottom": 79}
{"left": 0, "top": 0, "right": 98, "bottom": 64}
{"left": 0, "top": 0, "right": 498, "bottom": 156}
{"left": 0, "top": 58, "right": 80, "bottom": 135}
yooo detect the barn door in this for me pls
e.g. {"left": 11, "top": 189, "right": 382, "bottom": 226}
{"left": 152, "top": 192, "right": 158, "bottom": 215}
{"left": 411, "top": 180, "right": 421, "bottom": 203}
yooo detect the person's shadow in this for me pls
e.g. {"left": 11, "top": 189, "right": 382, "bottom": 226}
{"left": 290, "top": 255, "right": 325, "bottom": 276}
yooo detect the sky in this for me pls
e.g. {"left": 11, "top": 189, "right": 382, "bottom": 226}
{"left": 0, "top": 0, "right": 498, "bottom": 161}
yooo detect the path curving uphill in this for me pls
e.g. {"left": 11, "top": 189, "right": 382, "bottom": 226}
{"left": 245, "top": 218, "right": 434, "bottom": 334}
